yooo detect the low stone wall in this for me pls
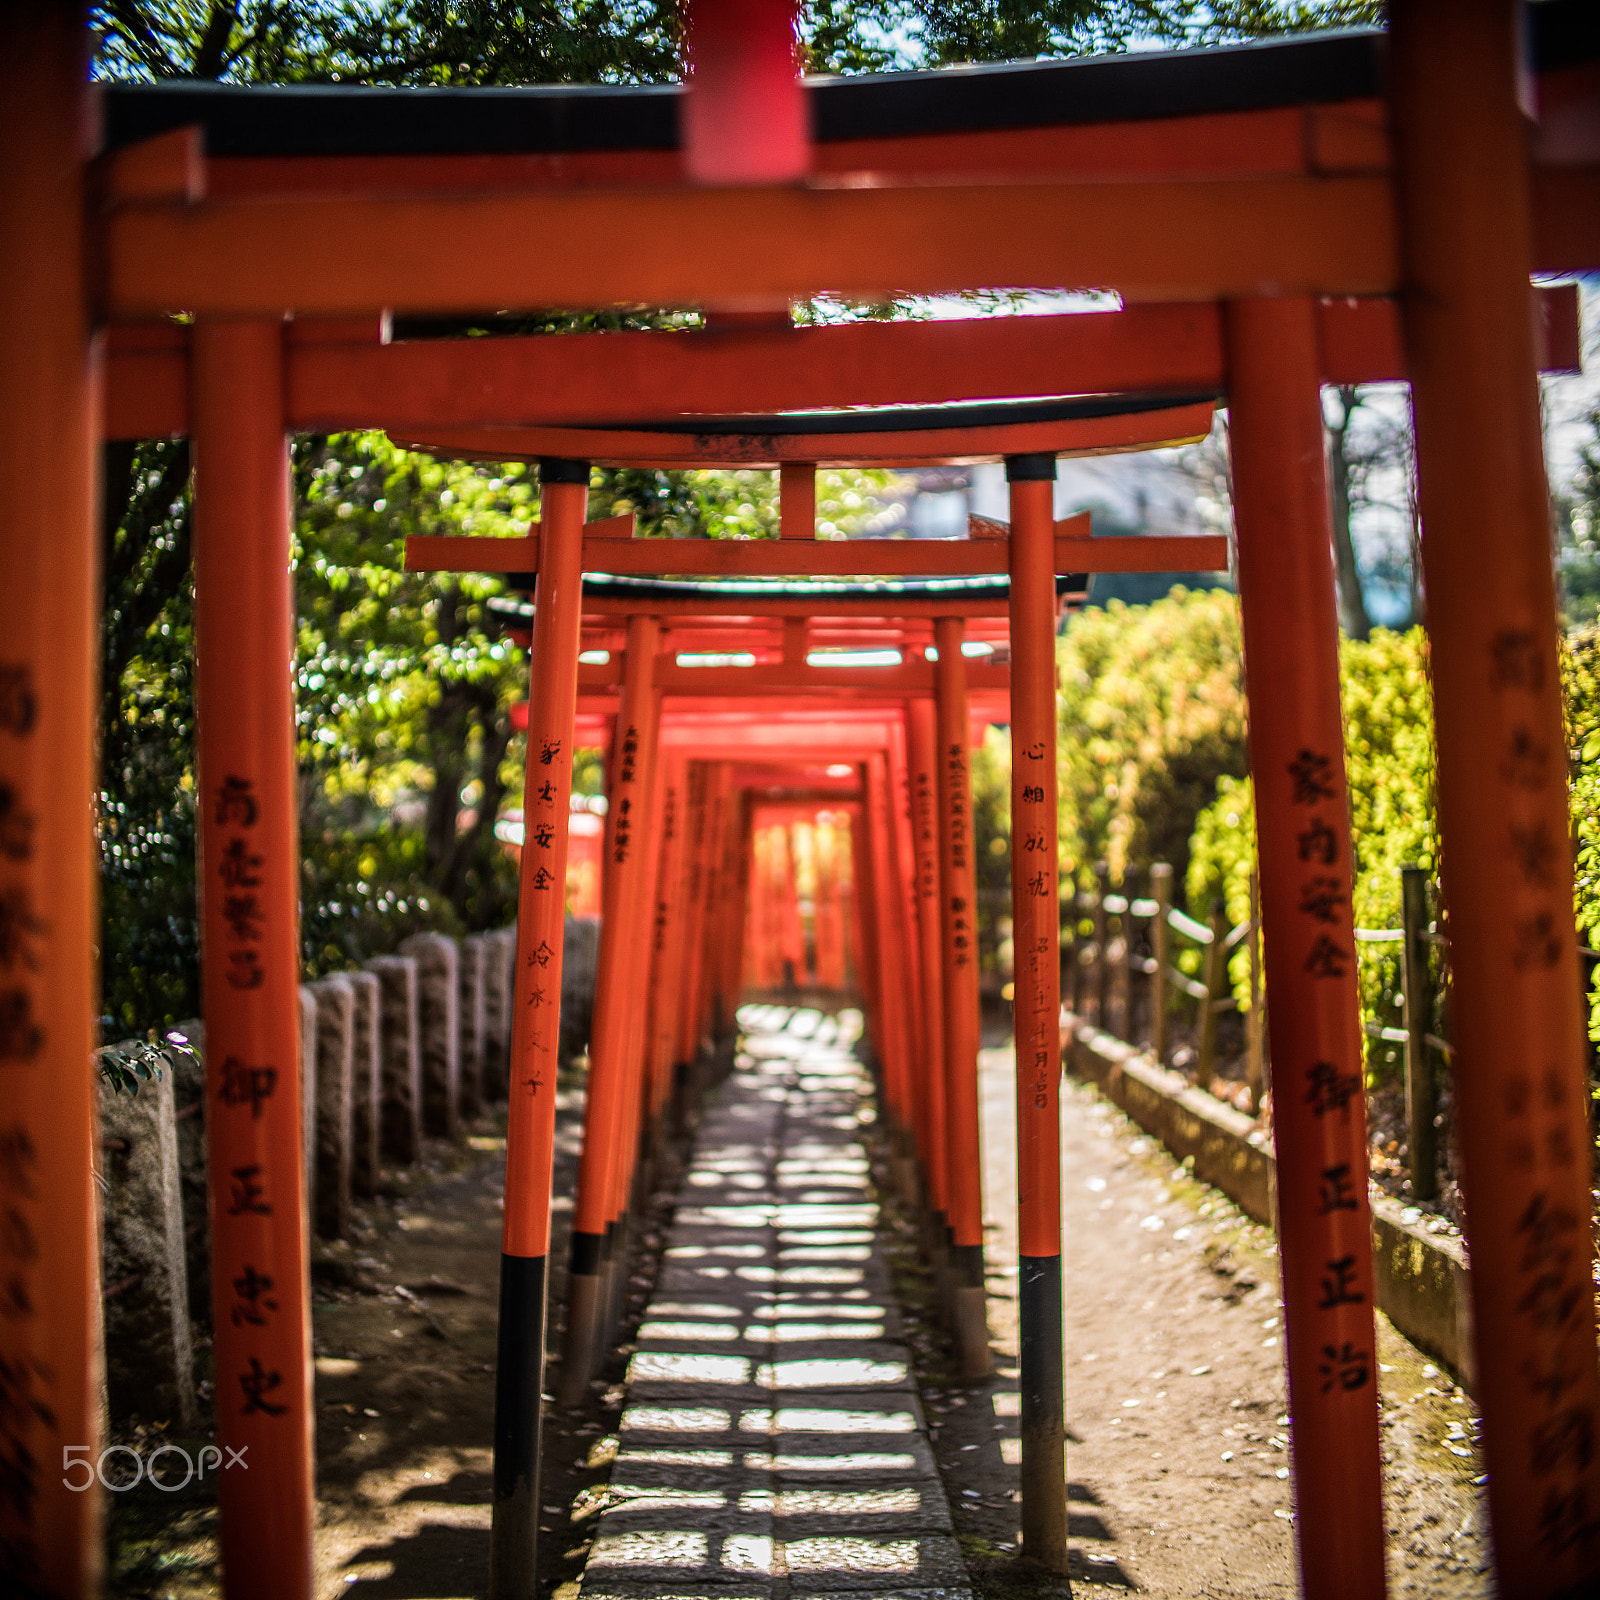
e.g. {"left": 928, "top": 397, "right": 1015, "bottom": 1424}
{"left": 1063, "top": 1014, "right": 1476, "bottom": 1390}
{"left": 98, "top": 916, "right": 604, "bottom": 1427}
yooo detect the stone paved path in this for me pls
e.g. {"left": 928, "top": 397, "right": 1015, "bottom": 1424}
{"left": 579, "top": 1004, "right": 971, "bottom": 1600}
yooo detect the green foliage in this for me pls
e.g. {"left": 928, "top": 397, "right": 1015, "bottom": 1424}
{"left": 905, "top": 0, "right": 1381, "bottom": 62}
{"left": 1187, "top": 628, "right": 1440, "bottom": 1051}
{"left": 1055, "top": 588, "right": 1248, "bottom": 893}
{"left": 1564, "top": 626, "right": 1600, "bottom": 1044}
{"left": 97, "top": 1037, "right": 167, "bottom": 1097}
{"left": 99, "top": 441, "right": 201, "bottom": 1034}
{"left": 1559, "top": 401, "right": 1600, "bottom": 629}
{"left": 1185, "top": 773, "right": 1258, "bottom": 1009}
{"left": 1185, "top": 625, "right": 1600, "bottom": 1067}
{"left": 294, "top": 434, "right": 530, "bottom": 974}
{"left": 969, "top": 726, "right": 1013, "bottom": 973}
{"left": 591, "top": 467, "right": 914, "bottom": 542}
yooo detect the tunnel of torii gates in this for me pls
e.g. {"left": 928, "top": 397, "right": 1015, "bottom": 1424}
{"left": 2, "top": 0, "right": 1599, "bottom": 1596}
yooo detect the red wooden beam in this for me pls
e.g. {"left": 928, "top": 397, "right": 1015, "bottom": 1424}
{"left": 101, "top": 287, "right": 1580, "bottom": 442}
{"left": 104, "top": 175, "right": 1399, "bottom": 319}
{"left": 405, "top": 527, "right": 1227, "bottom": 581}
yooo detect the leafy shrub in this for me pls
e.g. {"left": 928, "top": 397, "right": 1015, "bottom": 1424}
{"left": 1565, "top": 626, "right": 1600, "bottom": 1044}
{"left": 1187, "top": 624, "right": 1600, "bottom": 1070}
{"left": 1056, "top": 588, "right": 1249, "bottom": 894}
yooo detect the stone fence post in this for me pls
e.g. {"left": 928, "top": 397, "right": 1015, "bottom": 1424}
{"left": 310, "top": 976, "right": 355, "bottom": 1239}
{"left": 98, "top": 1055, "right": 198, "bottom": 1430}
{"left": 346, "top": 971, "right": 381, "bottom": 1198}
{"left": 298, "top": 984, "right": 318, "bottom": 1227}
{"left": 482, "top": 926, "right": 514, "bottom": 1101}
{"left": 367, "top": 954, "right": 422, "bottom": 1163}
{"left": 399, "top": 933, "right": 460, "bottom": 1140}
{"left": 459, "top": 933, "right": 486, "bottom": 1118}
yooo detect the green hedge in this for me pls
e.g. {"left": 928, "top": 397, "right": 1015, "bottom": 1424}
{"left": 1049, "top": 595, "right": 1600, "bottom": 1065}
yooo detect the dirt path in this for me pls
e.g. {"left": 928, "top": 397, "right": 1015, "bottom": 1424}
{"left": 909, "top": 1044, "right": 1490, "bottom": 1598}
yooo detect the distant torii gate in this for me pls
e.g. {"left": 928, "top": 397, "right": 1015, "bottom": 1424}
{"left": 4, "top": 3, "right": 1598, "bottom": 1599}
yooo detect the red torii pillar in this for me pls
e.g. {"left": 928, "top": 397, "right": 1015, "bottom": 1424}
{"left": 907, "top": 700, "right": 948, "bottom": 1213}
{"left": 0, "top": 11, "right": 106, "bottom": 1592}
{"left": 1007, "top": 453, "right": 1068, "bottom": 1570}
{"left": 1392, "top": 4, "right": 1600, "bottom": 1590}
{"left": 192, "top": 320, "right": 316, "bottom": 1600}
{"left": 935, "top": 619, "right": 992, "bottom": 1379}
{"left": 492, "top": 459, "right": 589, "bottom": 1600}
{"left": 1227, "top": 298, "right": 1386, "bottom": 1598}
{"left": 645, "top": 753, "right": 687, "bottom": 1130}
{"left": 813, "top": 811, "right": 849, "bottom": 991}
{"left": 562, "top": 616, "right": 660, "bottom": 1401}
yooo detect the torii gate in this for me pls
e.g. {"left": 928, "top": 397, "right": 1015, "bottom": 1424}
{"left": 3, "top": 3, "right": 1598, "bottom": 1599}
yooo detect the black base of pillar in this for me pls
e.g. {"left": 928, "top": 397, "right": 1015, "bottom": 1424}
{"left": 490, "top": 1251, "right": 548, "bottom": 1600}
{"left": 1019, "top": 1252, "right": 1067, "bottom": 1571}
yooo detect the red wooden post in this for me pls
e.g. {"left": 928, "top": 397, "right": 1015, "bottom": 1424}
{"left": 492, "top": 459, "right": 588, "bottom": 1600}
{"left": 907, "top": 699, "right": 948, "bottom": 1211}
{"left": 673, "top": 763, "right": 712, "bottom": 1100}
{"left": 606, "top": 683, "right": 666, "bottom": 1327}
{"left": 1392, "top": 5, "right": 1600, "bottom": 1590}
{"left": 889, "top": 716, "right": 929, "bottom": 1088}
{"left": 562, "top": 616, "right": 660, "bottom": 1401}
{"left": 778, "top": 822, "right": 805, "bottom": 987}
{"left": 814, "top": 812, "right": 847, "bottom": 990}
{"left": 725, "top": 792, "right": 756, "bottom": 999}
{"left": 192, "top": 318, "right": 315, "bottom": 1600}
{"left": 641, "top": 740, "right": 680, "bottom": 1143}
{"left": 935, "top": 618, "right": 992, "bottom": 1378}
{"left": 865, "top": 752, "right": 915, "bottom": 1157}
{"left": 1007, "top": 454, "right": 1067, "bottom": 1569}
{"left": 0, "top": 10, "right": 105, "bottom": 1590}
{"left": 689, "top": 769, "right": 730, "bottom": 1063}
{"left": 1227, "top": 297, "right": 1386, "bottom": 1598}
{"left": 680, "top": 0, "right": 807, "bottom": 187}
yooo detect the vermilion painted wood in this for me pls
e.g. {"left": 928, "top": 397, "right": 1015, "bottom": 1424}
{"left": 1008, "top": 468, "right": 1067, "bottom": 1569}
{"left": 103, "top": 175, "right": 1398, "bottom": 320}
{"left": 289, "top": 307, "right": 1221, "bottom": 430}
{"left": 178, "top": 103, "right": 1372, "bottom": 201}
{"left": 572, "top": 620, "right": 660, "bottom": 1240}
{"left": 191, "top": 320, "right": 315, "bottom": 1600}
{"left": 681, "top": 0, "right": 806, "bottom": 186}
{"left": 933, "top": 621, "right": 985, "bottom": 1261}
{"left": 582, "top": 662, "right": 1013, "bottom": 695}
{"left": 98, "top": 287, "right": 1584, "bottom": 441}
{"left": 389, "top": 409, "right": 1213, "bottom": 470}
{"left": 643, "top": 754, "right": 687, "bottom": 1124}
{"left": 906, "top": 698, "right": 948, "bottom": 1211}
{"left": 1227, "top": 296, "right": 1386, "bottom": 1600}
{"left": 502, "top": 473, "right": 587, "bottom": 1259}
{"left": 403, "top": 528, "right": 1221, "bottom": 582}
{"left": 0, "top": 13, "right": 105, "bottom": 1593}
{"left": 608, "top": 682, "right": 665, "bottom": 1241}
{"left": 887, "top": 716, "right": 933, "bottom": 1191}
{"left": 1392, "top": 4, "right": 1600, "bottom": 1590}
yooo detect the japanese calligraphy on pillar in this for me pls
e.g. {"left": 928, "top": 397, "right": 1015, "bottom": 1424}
{"left": 209, "top": 768, "right": 292, "bottom": 1419}
{"left": 1014, "top": 736, "right": 1055, "bottom": 1111}
{"left": 1283, "top": 745, "right": 1375, "bottom": 1400}
{"left": 653, "top": 783, "right": 677, "bottom": 958}
{"left": 1484, "top": 627, "right": 1600, "bottom": 1555}
{"left": 0, "top": 660, "right": 51, "bottom": 1573}
{"left": 612, "top": 724, "right": 639, "bottom": 866}
{"left": 945, "top": 742, "right": 974, "bottom": 970}
{"left": 914, "top": 768, "right": 937, "bottom": 906}
{"left": 519, "top": 732, "right": 566, "bottom": 1084}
